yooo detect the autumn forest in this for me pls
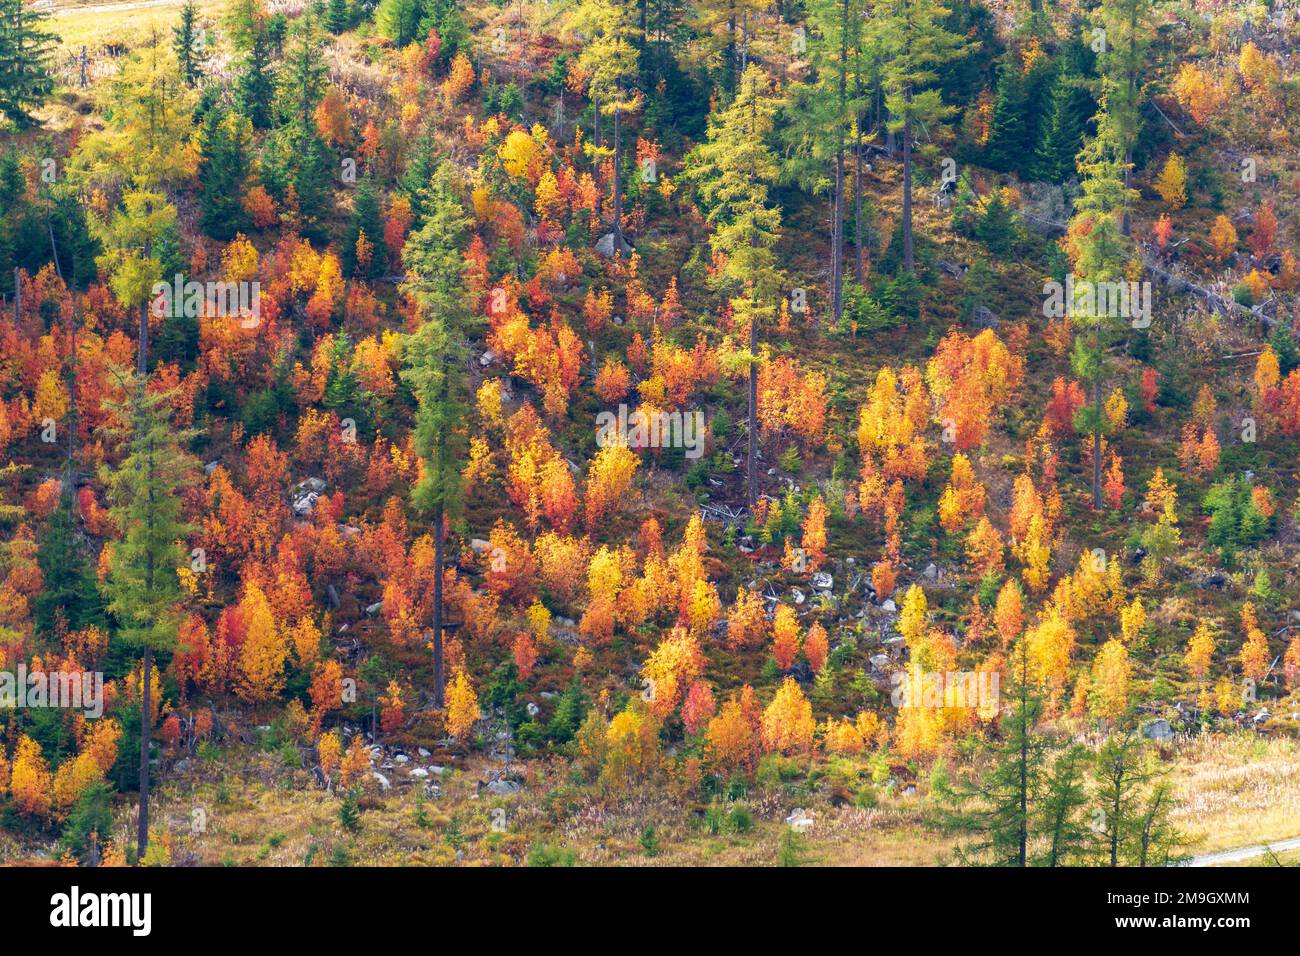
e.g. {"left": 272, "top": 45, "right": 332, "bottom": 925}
{"left": 0, "top": 0, "right": 1299, "bottom": 873}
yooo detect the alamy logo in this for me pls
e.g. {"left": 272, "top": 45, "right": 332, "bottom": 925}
{"left": 0, "top": 665, "right": 103, "bottom": 718}
{"left": 891, "top": 669, "right": 1000, "bottom": 714}
{"left": 595, "top": 404, "right": 706, "bottom": 459}
{"left": 151, "top": 274, "right": 261, "bottom": 327}
{"left": 50, "top": 886, "right": 151, "bottom": 936}
{"left": 1042, "top": 275, "right": 1152, "bottom": 328}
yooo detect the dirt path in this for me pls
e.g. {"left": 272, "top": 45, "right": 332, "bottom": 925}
{"left": 1179, "top": 835, "right": 1300, "bottom": 867}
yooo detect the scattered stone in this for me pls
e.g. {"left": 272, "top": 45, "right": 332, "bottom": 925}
{"left": 418, "top": 748, "right": 431, "bottom": 758}
{"left": 938, "top": 259, "right": 965, "bottom": 279}
{"left": 971, "top": 305, "right": 1000, "bottom": 330}
{"left": 869, "top": 654, "right": 892, "bottom": 672}
{"left": 326, "top": 584, "right": 341, "bottom": 609}
{"left": 409, "top": 767, "right": 429, "bottom": 778}
{"left": 365, "top": 601, "right": 383, "bottom": 616}
{"left": 791, "top": 587, "right": 805, "bottom": 605}
{"left": 486, "top": 778, "right": 522, "bottom": 796}
{"left": 372, "top": 772, "right": 391, "bottom": 791}
{"left": 595, "top": 232, "right": 634, "bottom": 258}
{"left": 470, "top": 538, "right": 492, "bottom": 554}
{"left": 479, "top": 349, "right": 497, "bottom": 367}
{"left": 526, "top": 701, "right": 540, "bottom": 718}
{"left": 1141, "top": 718, "right": 1174, "bottom": 742}
{"left": 394, "top": 754, "right": 409, "bottom": 764}
{"left": 811, "top": 571, "right": 833, "bottom": 591}
{"left": 923, "top": 563, "right": 939, "bottom": 582}
{"left": 784, "top": 809, "right": 815, "bottom": 832}
{"left": 881, "top": 598, "right": 897, "bottom": 613}
{"left": 204, "top": 460, "right": 220, "bottom": 476}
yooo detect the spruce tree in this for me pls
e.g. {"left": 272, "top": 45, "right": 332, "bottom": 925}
{"left": 34, "top": 498, "right": 105, "bottom": 637}
{"left": 197, "top": 108, "right": 253, "bottom": 240}
{"left": 1032, "top": 67, "right": 1093, "bottom": 183}
{"left": 235, "top": 28, "right": 276, "bottom": 130}
{"left": 325, "top": 0, "right": 350, "bottom": 34}
{"left": 343, "top": 176, "right": 386, "bottom": 278}
{"left": 0, "top": 0, "right": 56, "bottom": 127}
{"left": 173, "top": 1, "right": 202, "bottom": 87}
{"left": 982, "top": 59, "right": 1027, "bottom": 174}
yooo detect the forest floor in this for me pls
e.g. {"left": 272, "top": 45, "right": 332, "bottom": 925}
{"left": 72, "top": 729, "right": 1293, "bottom": 867}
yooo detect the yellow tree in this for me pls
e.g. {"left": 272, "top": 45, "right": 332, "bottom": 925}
{"left": 237, "top": 582, "right": 288, "bottom": 703}
{"left": 1152, "top": 153, "right": 1187, "bottom": 209}
{"left": 1184, "top": 622, "right": 1215, "bottom": 682}
{"left": 761, "top": 678, "right": 814, "bottom": 755}
{"left": 445, "top": 669, "right": 480, "bottom": 741}
{"left": 1089, "top": 639, "right": 1131, "bottom": 721}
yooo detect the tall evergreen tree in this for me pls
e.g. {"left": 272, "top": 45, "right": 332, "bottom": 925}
{"left": 573, "top": 0, "right": 642, "bottom": 255}
{"left": 100, "top": 371, "right": 199, "bottom": 859}
{"left": 34, "top": 500, "right": 105, "bottom": 637}
{"left": 932, "top": 637, "right": 1048, "bottom": 866}
{"left": 325, "top": 0, "right": 350, "bottom": 34}
{"left": 173, "top": 1, "right": 202, "bottom": 87}
{"left": 782, "top": 0, "right": 867, "bottom": 327}
{"left": 1068, "top": 104, "right": 1134, "bottom": 509}
{"left": 399, "top": 163, "right": 471, "bottom": 709}
{"left": 235, "top": 27, "right": 276, "bottom": 130}
{"left": 1094, "top": 0, "right": 1154, "bottom": 236}
{"left": 343, "top": 176, "right": 386, "bottom": 278}
{"left": 686, "top": 64, "right": 782, "bottom": 506}
{"left": 197, "top": 108, "right": 253, "bottom": 240}
{"left": 1032, "top": 64, "right": 1094, "bottom": 183}
{"left": 1034, "top": 744, "right": 1094, "bottom": 866}
{"left": 982, "top": 59, "right": 1028, "bottom": 174}
{"left": 1091, "top": 734, "right": 1156, "bottom": 866}
{"left": 0, "top": 0, "right": 56, "bottom": 127}
{"left": 869, "top": 0, "right": 974, "bottom": 274}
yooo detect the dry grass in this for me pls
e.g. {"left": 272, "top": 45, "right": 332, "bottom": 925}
{"left": 1170, "top": 734, "right": 1300, "bottom": 854}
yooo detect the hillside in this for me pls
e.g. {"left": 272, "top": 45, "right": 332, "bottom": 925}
{"left": 1, "top": 0, "right": 1299, "bottom": 873}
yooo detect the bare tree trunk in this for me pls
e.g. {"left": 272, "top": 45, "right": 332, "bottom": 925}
{"left": 1092, "top": 374, "right": 1103, "bottom": 509}
{"left": 432, "top": 503, "right": 445, "bottom": 708}
{"left": 138, "top": 646, "right": 151, "bottom": 859}
{"left": 902, "top": 114, "right": 914, "bottom": 274}
{"left": 747, "top": 307, "right": 758, "bottom": 506}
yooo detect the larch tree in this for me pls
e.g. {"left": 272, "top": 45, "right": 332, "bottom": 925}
{"left": 933, "top": 635, "right": 1047, "bottom": 866}
{"left": 100, "top": 371, "right": 199, "bottom": 860}
{"left": 868, "top": 0, "right": 973, "bottom": 274}
{"left": 399, "top": 163, "right": 471, "bottom": 709}
{"left": 686, "top": 63, "right": 783, "bottom": 505}
{"left": 1093, "top": 0, "right": 1154, "bottom": 236}
{"left": 573, "top": 0, "right": 643, "bottom": 255}
{"left": 1067, "top": 103, "right": 1135, "bottom": 509}
{"left": 781, "top": 0, "right": 868, "bottom": 325}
